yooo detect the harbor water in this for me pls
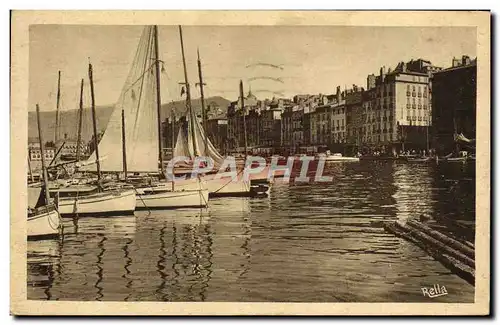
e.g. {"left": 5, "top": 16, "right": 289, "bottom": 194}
{"left": 27, "top": 160, "right": 475, "bottom": 302}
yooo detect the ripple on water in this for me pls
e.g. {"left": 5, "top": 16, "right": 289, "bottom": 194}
{"left": 27, "top": 161, "right": 475, "bottom": 302}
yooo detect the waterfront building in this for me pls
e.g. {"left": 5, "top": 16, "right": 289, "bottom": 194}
{"left": 205, "top": 115, "right": 228, "bottom": 155}
{"left": 309, "top": 87, "right": 347, "bottom": 151}
{"left": 28, "top": 141, "right": 55, "bottom": 161}
{"left": 431, "top": 55, "right": 477, "bottom": 154}
{"left": 226, "top": 89, "right": 260, "bottom": 153}
{"left": 259, "top": 104, "right": 282, "bottom": 152}
{"left": 281, "top": 104, "right": 294, "bottom": 148}
{"left": 362, "top": 59, "right": 440, "bottom": 153}
{"left": 345, "top": 85, "right": 365, "bottom": 154}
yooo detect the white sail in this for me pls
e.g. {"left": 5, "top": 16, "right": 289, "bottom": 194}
{"left": 172, "top": 115, "right": 225, "bottom": 166}
{"left": 173, "top": 125, "right": 193, "bottom": 159}
{"left": 191, "top": 114, "right": 225, "bottom": 164}
{"left": 83, "top": 26, "right": 159, "bottom": 172}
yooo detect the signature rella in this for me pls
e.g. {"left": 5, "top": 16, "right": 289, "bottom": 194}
{"left": 421, "top": 284, "right": 448, "bottom": 298}
{"left": 166, "top": 155, "right": 334, "bottom": 183}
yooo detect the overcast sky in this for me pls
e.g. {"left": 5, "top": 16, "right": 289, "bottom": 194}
{"left": 29, "top": 25, "right": 476, "bottom": 111}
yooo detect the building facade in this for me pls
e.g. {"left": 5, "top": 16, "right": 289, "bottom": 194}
{"left": 362, "top": 59, "right": 440, "bottom": 153}
{"left": 431, "top": 55, "right": 477, "bottom": 154}
{"left": 259, "top": 107, "right": 282, "bottom": 150}
{"left": 345, "top": 86, "right": 364, "bottom": 154}
{"left": 28, "top": 141, "right": 56, "bottom": 161}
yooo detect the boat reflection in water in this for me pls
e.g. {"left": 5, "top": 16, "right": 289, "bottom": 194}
{"left": 27, "top": 161, "right": 475, "bottom": 302}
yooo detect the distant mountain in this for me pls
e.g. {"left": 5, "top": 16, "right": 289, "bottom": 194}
{"left": 28, "top": 96, "right": 231, "bottom": 143}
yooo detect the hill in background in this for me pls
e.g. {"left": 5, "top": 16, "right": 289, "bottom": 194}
{"left": 28, "top": 96, "right": 231, "bottom": 143}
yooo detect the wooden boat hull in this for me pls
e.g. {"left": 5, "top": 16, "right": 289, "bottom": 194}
{"left": 28, "top": 208, "right": 60, "bottom": 239}
{"left": 407, "top": 157, "right": 432, "bottom": 163}
{"left": 135, "top": 189, "right": 209, "bottom": 209}
{"left": 445, "top": 157, "right": 468, "bottom": 163}
{"left": 171, "top": 176, "right": 252, "bottom": 196}
{"left": 323, "top": 157, "right": 360, "bottom": 162}
{"left": 57, "top": 189, "right": 136, "bottom": 216}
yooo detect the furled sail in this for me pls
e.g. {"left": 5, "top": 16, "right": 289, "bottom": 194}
{"left": 191, "top": 114, "right": 225, "bottom": 165}
{"left": 173, "top": 125, "right": 193, "bottom": 160}
{"left": 172, "top": 114, "right": 225, "bottom": 166}
{"left": 83, "top": 26, "right": 159, "bottom": 172}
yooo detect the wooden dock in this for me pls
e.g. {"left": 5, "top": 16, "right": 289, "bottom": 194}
{"left": 384, "top": 218, "right": 475, "bottom": 285}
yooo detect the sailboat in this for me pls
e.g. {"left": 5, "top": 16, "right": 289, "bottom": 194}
{"left": 28, "top": 104, "right": 61, "bottom": 239}
{"left": 82, "top": 25, "right": 208, "bottom": 209}
{"left": 170, "top": 26, "right": 257, "bottom": 197}
{"left": 55, "top": 62, "right": 136, "bottom": 216}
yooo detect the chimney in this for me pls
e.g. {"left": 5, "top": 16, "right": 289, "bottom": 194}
{"left": 380, "top": 66, "right": 386, "bottom": 82}
{"left": 452, "top": 57, "right": 461, "bottom": 67}
{"left": 336, "top": 86, "right": 341, "bottom": 102}
{"left": 367, "top": 74, "right": 376, "bottom": 90}
{"left": 462, "top": 55, "right": 471, "bottom": 65}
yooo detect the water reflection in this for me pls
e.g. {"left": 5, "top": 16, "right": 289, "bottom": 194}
{"left": 27, "top": 162, "right": 475, "bottom": 302}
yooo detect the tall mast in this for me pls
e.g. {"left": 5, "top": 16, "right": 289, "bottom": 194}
{"left": 178, "top": 25, "right": 198, "bottom": 157}
{"left": 36, "top": 104, "right": 51, "bottom": 206}
{"left": 239, "top": 80, "right": 248, "bottom": 156}
{"left": 171, "top": 106, "right": 175, "bottom": 151}
{"left": 88, "top": 61, "right": 101, "bottom": 184}
{"left": 121, "top": 109, "right": 128, "bottom": 181}
{"left": 27, "top": 152, "right": 34, "bottom": 183}
{"left": 54, "top": 70, "right": 61, "bottom": 145}
{"left": 153, "top": 25, "right": 164, "bottom": 175}
{"left": 76, "top": 78, "right": 84, "bottom": 161}
{"left": 171, "top": 109, "right": 175, "bottom": 191}
{"left": 197, "top": 48, "right": 208, "bottom": 152}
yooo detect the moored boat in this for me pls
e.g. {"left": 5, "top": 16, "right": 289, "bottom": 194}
{"left": 317, "top": 151, "right": 360, "bottom": 162}
{"left": 29, "top": 104, "right": 62, "bottom": 239}
{"left": 168, "top": 27, "right": 265, "bottom": 197}
{"left": 80, "top": 25, "right": 207, "bottom": 210}
{"left": 407, "top": 157, "right": 432, "bottom": 163}
{"left": 135, "top": 186, "right": 209, "bottom": 209}
{"left": 55, "top": 187, "right": 136, "bottom": 216}
{"left": 28, "top": 204, "right": 61, "bottom": 239}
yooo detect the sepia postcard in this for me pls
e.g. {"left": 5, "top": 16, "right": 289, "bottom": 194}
{"left": 10, "top": 10, "right": 490, "bottom": 316}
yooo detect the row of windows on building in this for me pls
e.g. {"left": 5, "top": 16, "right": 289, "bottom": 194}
{"left": 406, "top": 85, "right": 428, "bottom": 98}
{"left": 406, "top": 115, "right": 431, "bottom": 122}
{"left": 30, "top": 153, "right": 55, "bottom": 160}
{"left": 311, "top": 123, "right": 346, "bottom": 131}
{"left": 313, "top": 132, "right": 347, "bottom": 140}
{"left": 362, "top": 133, "right": 397, "bottom": 143}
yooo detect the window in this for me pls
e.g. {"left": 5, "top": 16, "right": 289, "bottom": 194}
{"left": 412, "top": 116, "right": 417, "bottom": 121}
{"left": 406, "top": 116, "right": 410, "bottom": 121}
